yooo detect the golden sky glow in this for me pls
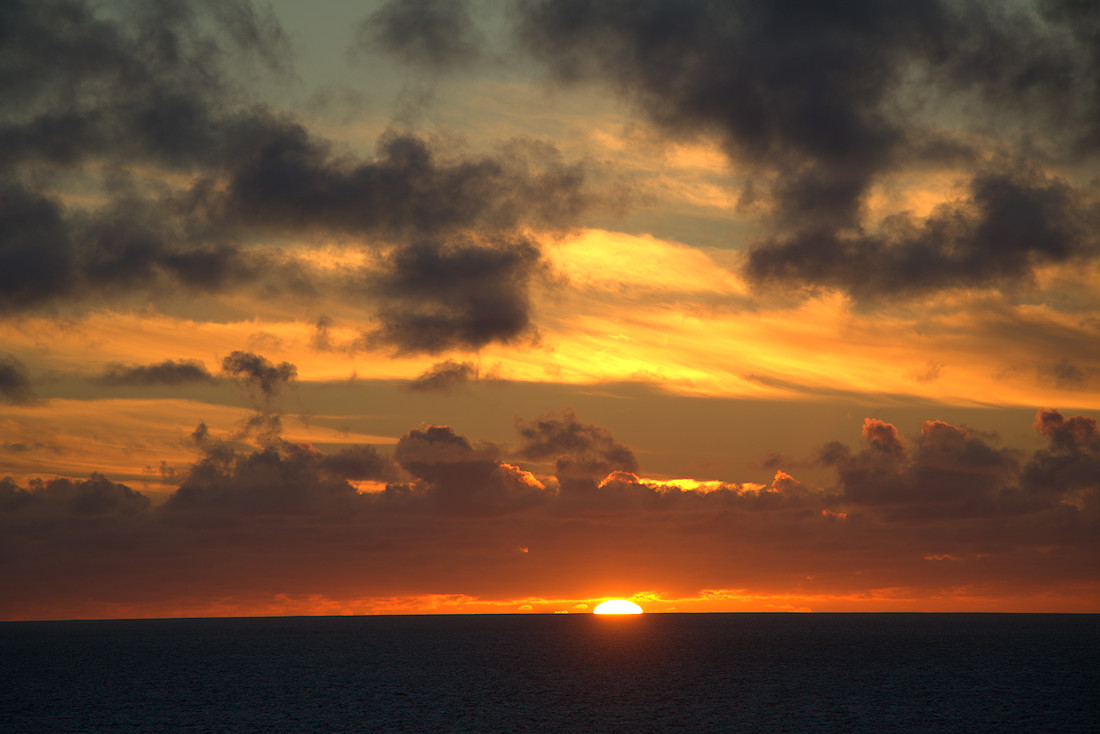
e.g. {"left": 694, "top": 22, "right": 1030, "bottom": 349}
{"left": 2, "top": 0, "right": 1098, "bottom": 620}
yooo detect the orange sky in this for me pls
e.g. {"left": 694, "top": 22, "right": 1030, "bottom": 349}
{"left": 2, "top": 0, "right": 1098, "bottom": 619}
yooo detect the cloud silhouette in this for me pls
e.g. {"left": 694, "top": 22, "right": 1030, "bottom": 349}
{"left": 0, "top": 354, "right": 35, "bottom": 404}
{"left": 408, "top": 360, "right": 479, "bottom": 392}
{"left": 0, "top": 0, "right": 594, "bottom": 353}
{"left": 1, "top": 407, "right": 1097, "bottom": 618}
{"left": 507, "top": 0, "right": 1100, "bottom": 296}
{"left": 97, "top": 359, "right": 215, "bottom": 386}
{"left": 355, "top": 0, "right": 484, "bottom": 69}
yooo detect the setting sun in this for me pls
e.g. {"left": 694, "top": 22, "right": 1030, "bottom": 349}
{"left": 593, "top": 600, "right": 644, "bottom": 615}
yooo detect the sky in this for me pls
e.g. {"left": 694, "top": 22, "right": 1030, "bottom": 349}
{"left": 2, "top": 0, "right": 1098, "bottom": 620}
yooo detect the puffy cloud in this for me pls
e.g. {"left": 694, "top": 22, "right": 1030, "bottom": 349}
{"left": 1023, "top": 409, "right": 1100, "bottom": 501}
{"left": 1033, "top": 408, "right": 1099, "bottom": 452}
{"left": 408, "top": 359, "right": 479, "bottom": 393}
{"left": 507, "top": 0, "right": 1100, "bottom": 296}
{"left": 220, "top": 351, "right": 296, "bottom": 398}
{"left": 1, "top": 408, "right": 1097, "bottom": 617}
{"left": 746, "top": 164, "right": 1100, "bottom": 298}
{"left": 163, "top": 440, "right": 388, "bottom": 516}
{"left": 516, "top": 408, "right": 638, "bottom": 482}
{"left": 97, "top": 359, "right": 215, "bottom": 386}
{"left": 822, "top": 415, "right": 1059, "bottom": 519}
{"left": 364, "top": 235, "right": 545, "bottom": 353}
{"left": 392, "top": 424, "right": 545, "bottom": 514}
{"left": 0, "top": 0, "right": 593, "bottom": 353}
{"left": 220, "top": 129, "right": 588, "bottom": 240}
{"left": 0, "top": 474, "right": 149, "bottom": 518}
{"left": 0, "top": 354, "right": 35, "bottom": 404}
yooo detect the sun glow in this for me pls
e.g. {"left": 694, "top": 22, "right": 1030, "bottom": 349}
{"left": 592, "top": 599, "right": 644, "bottom": 614}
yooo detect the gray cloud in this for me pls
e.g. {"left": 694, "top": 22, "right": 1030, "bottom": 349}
{"left": 221, "top": 351, "right": 296, "bottom": 398}
{"left": 408, "top": 359, "right": 479, "bottom": 392}
{"left": 516, "top": 409, "right": 638, "bottom": 494}
{"left": 747, "top": 163, "right": 1099, "bottom": 299}
{"left": 0, "top": 0, "right": 593, "bottom": 353}
{"left": 97, "top": 359, "right": 215, "bottom": 386}
{"left": 164, "top": 439, "right": 391, "bottom": 516}
{"left": 2, "top": 407, "right": 1097, "bottom": 616}
{"left": 392, "top": 424, "right": 545, "bottom": 515}
{"left": 364, "top": 235, "right": 544, "bottom": 353}
{"left": 0, "top": 354, "right": 35, "bottom": 404}
{"left": 355, "top": 0, "right": 484, "bottom": 70}
{"left": 819, "top": 414, "right": 1073, "bottom": 520}
{"left": 505, "top": 0, "right": 1100, "bottom": 297}
{"left": 1, "top": 474, "right": 149, "bottom": 518}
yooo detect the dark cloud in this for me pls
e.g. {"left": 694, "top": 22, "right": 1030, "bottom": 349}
{"left": 822, "top": 416, "right": 1035, "bottom": 519}
{"left": 1, "top": 474, "right": 150, "bottom": 518}
{"left": 1023, "top": 409, "right": 1100, "bottom": 502}
{"left": 391, "top": 425, "right": 537, "bottom": 514}
{"left": 747, "top": 163, "right": 1099, "bottom": 299}
{"left": 0, "top": 0, "right": 289, "bottom": 312}
{"left": 408, "top": 359, "right": 479, "bottom": 392}
{"left": 164, "top": 439, "right": 389, "bottom": 516}
{"left": 217, "top": 351, "right": 297, "bottom": 447}
{"left": 365, "top": 236, "right": 544, "bottom": 353}
{"left": 1, "top": 408, "right": 1097, "bottom": 617}
{"left": 510, "top": 0, "right": 1100, "bottom": 296}
{"left": 220, "top": 129, "right": 588, "bottom": 240}
{"left": 0, "top": 354, "right": 35, "bottom": 404}
{"left": 97, "top": 359, "right": 215, "bottom": 386}
{"left": 1, "top": 1, "right": 592, "bottom": 353}
{"left": 516, "top": 409, "right": 638, "bottom": 488}
{"left": 220, "top": 351, "right": 296, "bottom": 398}
{"left": 356, "top": 0, "right": 484, "bottom": 69}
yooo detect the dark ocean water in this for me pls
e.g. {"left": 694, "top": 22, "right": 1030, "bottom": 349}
{"left": 2, "top": 613, "right": 1097, "bottom": 733}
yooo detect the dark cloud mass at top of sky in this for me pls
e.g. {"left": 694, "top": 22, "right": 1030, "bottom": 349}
{"left": 0, "top": 0, "right": 591, "bottom": 352}
{"left": 500, "top": 0, "right": 1100, "bottom": 297}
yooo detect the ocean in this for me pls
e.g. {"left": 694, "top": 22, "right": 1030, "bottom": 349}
{"left": 2, "top": 613, "right": 1097, "bottom": 733}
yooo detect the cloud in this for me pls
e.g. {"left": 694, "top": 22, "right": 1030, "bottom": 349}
{"left": 391, "top": 424, "right": 545, "bottom": 514}
{"left": 221, "top": 351, "right": 296, "bottom": 398}
{"left": 220, "top": 129, "right": 588, "bottom": 240}
{"left": 509, "top": 0, "right": 1100, "bottom": 296}
{"left": 746, "top": 163, "right": 1099, "bottom": 298}
{"left": 1023, "top": 410, "right": 1100, "bottom": 506}
{"left": 97, "top": 359, "right": 215, "bottom": 386}
{"left": 164, "top": 439, "right": 391, "bottom": 516}
{"left": 515, "top": 409, "right": 638, "bottom": 492}
{"left": 0, "top": 354, "right": 35, "bottom": 404}
{"left": 1, "top": 407, "right": 1097, "bottom": 617}
{"left": 217, "top": 351, "right": 298, "bottom": 445}
{"left": 0, "top": 0, "right": 594, "bottom": 353}
{"left": 1, "top": 474, "right": 150, "bottom": 518}
{"left": 408, "top": 359, "right": 479, "bottom": 392}
{"left": 365, "top": 235, "right": 545, "bottom": 353}
{"left": 355, "top": 0, "right": 484, "bottom": 69}
{"left": 821, "top": 415, "right": 1043, "bottom": 519}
